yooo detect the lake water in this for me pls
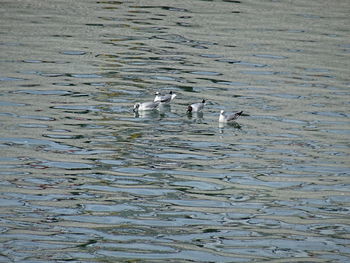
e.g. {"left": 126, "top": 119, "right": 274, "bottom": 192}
{"left": 0, "top": 0, "right": 349, "bottom": 262}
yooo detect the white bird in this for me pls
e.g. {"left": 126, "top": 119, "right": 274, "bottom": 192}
{"left": 219, "top": 110, "right": 243, "bottom": 123}
{"left": 154, "top": 91, "right": 177, "bottom": 103}
{"left": 133, "top": 101, "right": 160, "bottom": 112}
{"left": 187, "top": 99, "right": 206, "bottom": 113}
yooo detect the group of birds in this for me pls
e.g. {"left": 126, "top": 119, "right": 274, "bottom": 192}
{"left": 133, "top": 91, "right": 243, "bottom": 123}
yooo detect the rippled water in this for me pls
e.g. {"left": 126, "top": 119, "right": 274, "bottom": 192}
{"left": 1, "top": 0, "right": 349, "bottom": 262}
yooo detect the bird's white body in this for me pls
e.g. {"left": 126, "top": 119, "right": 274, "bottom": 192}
{"left": 187, "top": 99, "right": 206, "bottom": 113}
{"left": 219, "top": 110, "right": 243, "bottom": 122}
{"left": 133, "top": 101, "right": 160, "bottom": 111}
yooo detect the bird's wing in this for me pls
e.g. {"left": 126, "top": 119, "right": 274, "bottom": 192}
{"left": 227, "top": 111, "right": 243, "bottom": 121}
{"left": 160, "top": 94, "right": 171, "bottom": 102}
{"left": 143, "top": 101, "right": 158, "bottom": 108}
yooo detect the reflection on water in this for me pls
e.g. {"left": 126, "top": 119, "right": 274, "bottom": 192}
{"left": 1, "top": 0, "right": 349, "bottom": 262}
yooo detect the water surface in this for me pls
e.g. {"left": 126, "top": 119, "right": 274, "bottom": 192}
{"left": 0, "top": 0, "right": 349, "bottom": 262}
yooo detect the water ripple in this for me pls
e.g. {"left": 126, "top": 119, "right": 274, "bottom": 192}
{"left": 1, "top": 0, "right": 349, "bottom": 262}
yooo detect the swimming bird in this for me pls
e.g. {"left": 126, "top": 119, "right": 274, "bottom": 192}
{"left": 133, "top": 101, "right": 160, "bottom": 112}
{"left": 219, "top": 110, "right": 243, "bottom": 123}
{"left": 187, "top": 99, "right": 206, "bottom": 113}
{"left": 154, "top": 91, "right": 177, "bottom": 103}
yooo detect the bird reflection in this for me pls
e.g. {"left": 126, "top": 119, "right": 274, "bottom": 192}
{"left": 219, "top": 121, "right": 241, "bottom": 133}
{"left": 134, "top": 110, "right": 160, "bottom": 119}
{"left": 187, "top": 111, "right": 204, "bottom": 123}
{"left": 158, "top": 103, "right": 172, "bottom": 113}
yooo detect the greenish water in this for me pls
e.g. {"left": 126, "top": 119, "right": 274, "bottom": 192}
{"left": 0, "top": 0, "right": 349, "bottom": 262}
